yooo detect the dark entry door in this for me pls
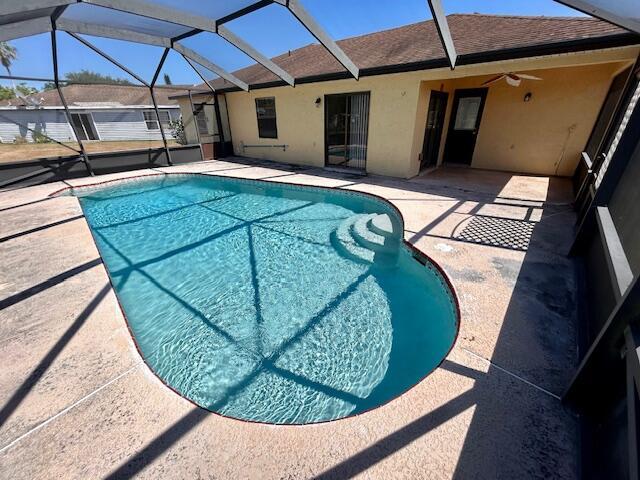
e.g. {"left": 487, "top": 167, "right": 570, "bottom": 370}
{"left": 325, "top": 92, "right": 370, "bottom": 170}
{"left": 443, "top": 88, "right": 488, "bottom": 165}
{"left": 421, "top": 90, "right": 448, "bottom": 169}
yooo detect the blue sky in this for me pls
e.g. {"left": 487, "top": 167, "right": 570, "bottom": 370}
{"left": 2, "top": 0, "right": 584, "bottom": 89}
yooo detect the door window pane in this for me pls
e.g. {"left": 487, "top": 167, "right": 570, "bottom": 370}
{"left": 325, "top": 92, "right": 370, "bottom": 170}
{"left": 454, "top": 97, "right": 482, "bottom": 130}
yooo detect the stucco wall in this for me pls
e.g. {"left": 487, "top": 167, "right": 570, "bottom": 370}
{"left": 405, "top": 61, "right": 628, "bottom": 177}
{"left": 212, "top": 46, "right": 639, "bottom": 178}
{"left": 450, "top": 63, "right": 625, "bottom": 176}
{"left": 225, "top": 74, "right": 424, "bottom": 177}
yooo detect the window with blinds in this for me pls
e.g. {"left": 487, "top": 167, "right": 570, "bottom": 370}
{"left": 255, "top": 97, "right": 277, "bottom": 139}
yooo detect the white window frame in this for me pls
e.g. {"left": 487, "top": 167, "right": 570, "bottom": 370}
{"left": 143, "top": 110, "right": 171, "bottom": 131}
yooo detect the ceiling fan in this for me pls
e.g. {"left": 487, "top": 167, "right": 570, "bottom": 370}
{"left": 481, "top": 72, "right": 543, "bottom": 87}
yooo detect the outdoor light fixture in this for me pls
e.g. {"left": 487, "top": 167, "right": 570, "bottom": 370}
{"left": 315, "top": 97, "right": 322, "bottom": 107}
{"left": 524, "top": 92, "right": 532, "bottom": 102}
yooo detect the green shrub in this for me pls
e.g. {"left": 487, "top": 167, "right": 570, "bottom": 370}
{"left": 32, "top": 130, "right": 52, "bottom": 143}
{"left": 168, "top": 117, "right": 187, "bottom": 145}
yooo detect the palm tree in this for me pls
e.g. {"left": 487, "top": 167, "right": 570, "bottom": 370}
{"left": 0, "top": 41, "right": 18, "bottom": 91}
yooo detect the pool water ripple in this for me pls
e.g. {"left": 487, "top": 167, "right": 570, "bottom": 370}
{"left": 72, "top": 174, "right": 458, "bottom": 424}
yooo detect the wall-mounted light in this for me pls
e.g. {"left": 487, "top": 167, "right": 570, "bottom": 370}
{"left": 524, "top": 92, "right": 532, "bottom": 102}
{"left": 315, "top": 97, "right": 322, "bottom": 108}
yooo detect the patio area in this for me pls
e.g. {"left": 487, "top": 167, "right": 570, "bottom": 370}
{"left": 0, "top": 158, "right": 579, "bottom": 479}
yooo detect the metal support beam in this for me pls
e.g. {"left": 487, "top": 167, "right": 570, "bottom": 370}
{"left": 554, "top": 0, "right": 640, "bottom": 34}
{"left": 66, "top": 31, "right": 150, "bottom": 86}
{"left": 81, "top": 0, "right": 215, "bottom": 32}
{"left": 0, "top": 74, "right": 59, "bottom": 83}
{"left": 150, "top": 48, "right": 172, "bottom": 166}
{"left": 0, "top": 0, "right": 74, "bottom": 17}
{"left": 45, "top": 1, "right": 296, "bottom": 90}
{"left": 427, "top": 0, "right": 458, "bottom": 69}
{"left": 181, "top": 55, "right": 231, "bottom": 158}
{"left": 217, "top": 25, "right": 294, "bottom": 86}
{"left": 181, "top": 55, "right": 217, "bottom": 94}
{"left": 216, "top": 0, "right": 274, "bottom": 26}
{"left": 595, "top": 206, "right": 634, "bottom": 300}
{"left": 0, "top": 16, "right": 52, "bottom": 42}
{"left": 173, "top": 43, "right": 249, "bottom": 91}
{"left": 626, "top": 326, "right": 640, "bottom": 480}
{"left": 187, "top": 90, "right": 206, "bottom": 161}
{"left": 273, "top": 0, "right": 359, "bottom": 79}
{"left": 213, "top": 91, "right": 226, "bottom": 157}
{"left": 563, "top": 274, "right": 640, "bottom": 412}
{"left": 50, "top": 29, "right": 94, "bottom": 176}
{"left": 571, "top": 76, "right": 640, "bottom": 256}
{"left": 56, "top": 18, "right": 171, "bottom": 47}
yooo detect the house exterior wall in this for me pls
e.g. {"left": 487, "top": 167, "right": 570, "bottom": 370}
{"left": 220, "top": 46, "right": 638, "bottom": 178}
{"left": 92, "top": 109, "right": 180, "bottom": 141}
{"left": 411, "top": 62, "right": 629, "bottom": 177}
{"left": 0, "top": 109, "right": 74, "bottom": 143}
{"left": 0, "top": 107, "right": 180, "bottom": 144}
{"left": 225, "top": 73, "right": 424, "bottom": 177}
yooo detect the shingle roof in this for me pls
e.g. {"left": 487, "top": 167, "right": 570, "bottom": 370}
{"left": 202, "top": 13, "right": 635, "bottom": 91}
{"left": 0, "top": 84, "right": 200, "bottom": 108}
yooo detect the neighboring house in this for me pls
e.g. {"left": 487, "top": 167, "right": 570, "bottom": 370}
{"left": 174, "top": 14, "right": 640, "bottom": 178}
{"left": 0, "top": 84, "right": 185, "bottom": 144}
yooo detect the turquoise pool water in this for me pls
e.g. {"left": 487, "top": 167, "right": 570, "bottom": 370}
{"left": 73, "top": 174, "right": 457, "bottom": 424}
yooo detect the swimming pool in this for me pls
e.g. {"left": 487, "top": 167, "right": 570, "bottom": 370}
{"left": 67, "top": 173, "right": 458, "bottom": 424}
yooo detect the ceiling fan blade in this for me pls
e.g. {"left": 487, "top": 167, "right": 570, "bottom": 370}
{"left": 481, "top": 74, "right": 505, "bottom": 86}
{"left": 517, "top": 73, "right": 543, "bottom": 80}
{"left": 505, "top": 75, "right": 521, "bottom": 87}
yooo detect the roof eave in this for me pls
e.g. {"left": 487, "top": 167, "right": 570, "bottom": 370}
{"left": 201, "top": 32, "right": 640, "bottom": 94}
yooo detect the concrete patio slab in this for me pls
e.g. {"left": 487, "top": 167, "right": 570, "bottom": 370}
{"left": 0, "top": 158, "right": 580, "bottom": 479}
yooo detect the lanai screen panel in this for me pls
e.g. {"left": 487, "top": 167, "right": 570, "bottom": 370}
{"left": 58, "top": 0, "right": 267, "bottom": 37}
{"left": 59, "top": 3, "right": 193, "bottom": 38}
{"left": 557, "top": 0, "right": 640, "bottom": 33}
{"left": 149, "top": 0, "right": 266, "bottom": 23}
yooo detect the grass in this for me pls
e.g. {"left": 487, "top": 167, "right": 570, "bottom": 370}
{"left": 0, "top": 140, "right": 180, "bottom": 164}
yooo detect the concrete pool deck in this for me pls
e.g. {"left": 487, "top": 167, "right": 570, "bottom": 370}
{"left": 0, "top": 158, "right": 578, "bottom": 479}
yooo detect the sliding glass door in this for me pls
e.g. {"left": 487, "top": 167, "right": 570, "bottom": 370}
{"left": 325, "top": 92, "right": 370, "bottom": 170}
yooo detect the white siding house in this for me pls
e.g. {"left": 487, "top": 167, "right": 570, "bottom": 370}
{"left": 0, "top": 84, "right": 185, "bottom": 144}
{"left": 0, "top": 109, "right": 74, "bottom": 143}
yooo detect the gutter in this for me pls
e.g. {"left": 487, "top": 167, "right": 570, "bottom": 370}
{"left": 172, "top": 32, "right": 640, "bottom": 96}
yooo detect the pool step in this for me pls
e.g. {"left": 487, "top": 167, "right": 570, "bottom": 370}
{"left": 352, "top": 214, "right": 385, "bottom": 251}
{"left": 332, "top": 215, "right": 375, "bottom": 264}
{"left": 368, "top": 214, "right": 395, "bottom": 238}
{"left": 332, "top": 214, "right": 399, "bottom": 267}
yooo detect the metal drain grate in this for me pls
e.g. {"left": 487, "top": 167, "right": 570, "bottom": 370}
{"left": 455, "top": 216, "right": 535, "bottom": 251}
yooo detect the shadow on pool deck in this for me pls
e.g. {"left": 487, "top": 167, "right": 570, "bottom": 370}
{"left": 0, "top": 158, "right": 579, "bottom": 479}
